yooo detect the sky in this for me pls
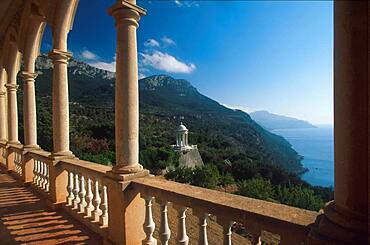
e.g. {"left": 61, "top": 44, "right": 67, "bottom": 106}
{"left": 41, "top": 0, "right": 333, "bottom": 125}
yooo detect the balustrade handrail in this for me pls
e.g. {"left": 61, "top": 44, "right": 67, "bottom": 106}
{"left": 27, "top": 149, "right": 52, "bottom": 164}
{"left": 8, "top": 143, "right": 23, "bottom": 152}
{"left": 60, "top": 158, "right": 111, "bottom": 179}
{"left": 132, "top": 176, "right": 319, "bottom": 243}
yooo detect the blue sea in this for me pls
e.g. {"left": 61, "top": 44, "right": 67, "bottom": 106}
{"left": 273, "top": 126, "right": 334, "bottom": 187}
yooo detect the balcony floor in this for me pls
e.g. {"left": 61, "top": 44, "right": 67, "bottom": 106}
{"left": 0, "top": 168, "right": 102, "bottom": 245}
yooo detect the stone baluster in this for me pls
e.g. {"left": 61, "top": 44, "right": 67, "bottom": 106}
{"left": 194, "top": 212, "right": 209, "bottom": 245}
{"left": 100, "top": 185, "right": 108, "bottom": 226}
{"left": 17, "top": 154, "right": 21, "bottom": 174}
{"left": 143, "top": 195, "right": 156, "bottom": 245}
{"left": 220, "top": 219, "right": 234, "bottom": 245}
{"left": 79, "top": 175, "right": 87, "bottom": 213}
{"left": 251, "top": 234, "right": 261, "bottom": 245}
{"left": 40, "top": 162, "right": 44, "bottom": 188}
{"left": 38, "top": 161, "right": 44, "bottom": 188}
{"left": 66, "top": 171, "right": 74, "bottom": 206}
{"left": 35, "top": 160, "right": 40, "bottom": 185}
{"left": 158, "top": 200, "right": 171, "bottom": 245}
{"left": 33, "top": 160, "right": 37, "bottom": 183}
{"left": 85, "top": 177, "right": 94, "bottom": 217}
{"left": 41, "top": 162, "right": 46, "bottom": 189}
{"left": 73, "top": 173, "right": 80, "bottom": 209}
{"left": 92, "top": 179, "right": 102, "bottom": 222}
{"left": 44, "top": 163, "right": 49, "bottom": 191}
{"left": 175, "top": 206, "right": 189, "bottom": 245}
{"left": 246, "top": 227, "right": 261, "bottom": 245}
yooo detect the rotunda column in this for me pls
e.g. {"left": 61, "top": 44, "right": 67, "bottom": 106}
{"left": 109, "top": 0, "right": 146, "bottom": 174}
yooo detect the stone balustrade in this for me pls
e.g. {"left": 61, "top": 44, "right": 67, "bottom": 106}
{"left": 0, "top": 142, "right": 6, "bottom": 166}
{"left": 0, "top": 143, "right": 319, "bottom": 244}
{"left": 60, "top": 158, "right": 111, "bottom": 236}
{"left": 133, "top": 177, "right": 318, "bottom": 245}
{"left": 10, "top": 146, "right": 23, "bottom": 177}
{"left": 7, "top": 144, "right": 23, "bottom": 177}
{"left": 28, "top": 150, "right": 52, "bottom": 194}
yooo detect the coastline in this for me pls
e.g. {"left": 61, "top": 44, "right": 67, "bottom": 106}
{"left": 273, "top": 126, "right": 334, "bottom": 187}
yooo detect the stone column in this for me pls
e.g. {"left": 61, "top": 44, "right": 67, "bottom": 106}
{"left": 48, "top": 49, "right": 73, "bottom": 158}
{"left": 109, "top": 0, "right": 146, "bottom": 174}
{"left": 5, "top": 45, "right": 20, "bottom": 145}
{"left": 4, "top": 45, "right": 20, "bottom": 172}
{"left": 5, "top": 83, "right": 18, "bottom": 144}
{"left": 309, "top": 2, "right": 368, "bottom": 244}
{"left": 21, "top": 72, "right": 39, "bottom": 149}
{"left": 0, "top": 67, "right": 7, "bottom": 143}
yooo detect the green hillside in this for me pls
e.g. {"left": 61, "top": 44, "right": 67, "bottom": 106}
{"left": 17, "top": 55, "right": 305, "bottom": 174}
{"left": 14, "top": 55, "right": 333, "bottom": 211}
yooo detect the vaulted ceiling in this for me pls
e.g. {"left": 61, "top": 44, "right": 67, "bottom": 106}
{"left": 0, "top": 0, "right": 23, "bottom": 43}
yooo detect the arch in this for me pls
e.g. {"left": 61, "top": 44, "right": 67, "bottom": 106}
{"left": 3, "top": 26, "right": 21, "bottom": 81}
{"left": 20, "top": 3, "right": 47, "bottom": 72}
{"left": 51, "top": 0, "right": 79, "bottom": 51}
{"left": 19, "top": 0, "right": 47, "bottom": 60}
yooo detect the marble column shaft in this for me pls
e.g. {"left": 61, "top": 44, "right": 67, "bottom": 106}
{"left": 21, "top": 72, "right": 38, "bottom": 148}
{"left": 109, "top": 1, "right": 146, "bottom": 173}
{"left": 48, "top": 49, "right": 72, "bottom": 157}
{"left": 0, "top": 67, "right": 7, "bottom": 141}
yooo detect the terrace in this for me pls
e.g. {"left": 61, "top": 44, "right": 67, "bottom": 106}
{"left": 0, "top": 1, "right": 368, "bottom": 244}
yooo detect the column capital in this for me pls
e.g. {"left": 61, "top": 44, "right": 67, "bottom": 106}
{"left": 108, "top": 1, "right": 146, "bottom": 27}
{"left": 5, "top": 83, "right": 19, "bottom": 91}
{"left": 0, "top": 91, "right": 6, "bottom": 97}
{"left": 48, "top": 49, "right": 72, "bottom": 64}
{"left": 20, "top": 71, "right": 38, "bottom": 83}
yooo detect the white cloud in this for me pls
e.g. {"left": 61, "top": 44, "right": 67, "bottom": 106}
{"left": 140, "top": 51, "right": 196, "bottom": 74}
{"left": 81, "top": 50, "right": 99, "bottom": 60}
{"left": 139, "top": 73, "right": 147, "bottom": 79}
{"left": 222, "top": 104, "right": 254, "bottom": 113}
{"left": 89, "top": 60, "right": 116, "bottom": 72}
{"left": 174, "top": 0, "right": 199, "bottom": 7}
{"left": 144, "top": 39, "right": 160, "bottom": 47}
{"left": 161, "top": 36, "right": 176, "bottom": 46}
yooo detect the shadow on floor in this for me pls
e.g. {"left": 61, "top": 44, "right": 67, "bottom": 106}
{"left": 0, "top": 167, "right": 102, "bottom": 245}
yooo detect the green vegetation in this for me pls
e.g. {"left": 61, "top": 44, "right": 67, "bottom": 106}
{"left": 165, "top": 166, "right": 330, "bottom": 211}
{"left": 16, "top": 55, "right": 333, "bottom": 212}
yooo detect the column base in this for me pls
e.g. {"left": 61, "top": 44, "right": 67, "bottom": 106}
{"left": 112, "top": 163, "right": 144, "bottom": 174}
{"left": 7, "top": 141, "right": 21, "bottom": 146}
{"left": 308, "top": 201, "right": 367, "bottom": 244}
{"left": 106, "top": 168, "right": 149, "bottom": 182}
{"left": 23, "top": 144, "right": 40, "bottom": 151}
{"left": 50, "top": 151, "right": 75, "bottom": 160}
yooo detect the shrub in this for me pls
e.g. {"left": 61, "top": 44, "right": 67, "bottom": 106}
{"left": 236, "top": 178, "right": 274, "bottom": 201}
{"left": 274, "top": 185, "right": 325, "bottom": 211}
{"left": 191, "top": 165, "right": 221, "bottom": 189}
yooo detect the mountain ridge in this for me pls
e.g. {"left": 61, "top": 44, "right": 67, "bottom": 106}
{"left": 250, "top": 110, "right": 316, "bottom": 130}
{"left": 28, "top": 55, "right": 305, "bottom": 173}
